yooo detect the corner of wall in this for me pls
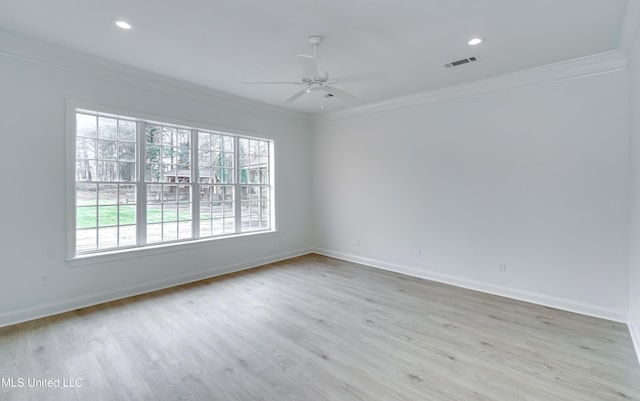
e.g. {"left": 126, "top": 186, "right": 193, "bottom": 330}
{"left": 630, "top": 322, "right": 640, "bottom": 365}
{"left": 619, "top": 0, "right": 640, "bottom": 64}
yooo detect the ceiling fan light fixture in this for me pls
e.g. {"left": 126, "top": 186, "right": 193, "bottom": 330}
{"left": 468, "top": 37, "right": 482, "bottom": 46}
{"left": 113, "top": 19, "right": 133, "bottom": 30}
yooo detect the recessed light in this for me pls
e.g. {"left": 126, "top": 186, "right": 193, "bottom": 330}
{"left": 468, "top": 37, "right": 482, "bottom": 46}
{"left": 113, "top": 19, "right": 133, "bottom": 30}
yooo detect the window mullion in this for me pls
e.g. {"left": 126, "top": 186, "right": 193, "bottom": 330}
{"left": 192, "top": 129, "right": 200, "bottom": 239}
{"left": 137, "top": 121, "right": 147, "bottom": 246}
{"left": 234, "top": 137, "right": 241, "bottom": 234}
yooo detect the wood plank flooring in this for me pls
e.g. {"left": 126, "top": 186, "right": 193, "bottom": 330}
{"left": 1, "top": 254, "right": 639, "bottom": 400}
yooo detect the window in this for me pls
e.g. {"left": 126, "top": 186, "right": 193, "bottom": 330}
{"left": 71, "top": 108, "right": 274, "bottom": 257}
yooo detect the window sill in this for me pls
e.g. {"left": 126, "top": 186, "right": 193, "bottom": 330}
{"left": 67, "top": 230, "right": 279, "bottom": 267}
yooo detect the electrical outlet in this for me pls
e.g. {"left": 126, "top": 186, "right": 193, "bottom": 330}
{"left": 497, "top": 262, "right": 507, "bottom": 272}
{"left": 38, "top": 275, "right": 48, "bottom": 286}
{"left": 415, "top": 248, "right": 421, "bottom": 257}
{"left": 356, "top": 238, "right": 361, "bottom": 246}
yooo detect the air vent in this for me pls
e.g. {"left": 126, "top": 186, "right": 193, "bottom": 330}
{"left": 444, "top": 56, "right": 478, "bottom": 68}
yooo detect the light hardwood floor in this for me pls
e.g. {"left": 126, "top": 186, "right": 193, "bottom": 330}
{"left": 1, "top": 254, "right": 639, "bottom": 400}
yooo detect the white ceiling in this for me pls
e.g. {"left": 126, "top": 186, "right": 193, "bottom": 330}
{"left": 0, "top": 0, "right": 630, "bottom": 115}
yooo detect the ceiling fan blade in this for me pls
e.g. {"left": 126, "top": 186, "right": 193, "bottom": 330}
{"left": 241, "top": 81, "right": 303, "bottom": 85}
{"left": 322, "top": 85, "right": 358, "bottom": 103}
{"left": 284, "top": 87, "right": 311, "bottom": 104}
{"left": 298, "top": 55, "right": 319, "bottom": 81}
{"left": 331, "top": 71, "right": 389, "bottom": 84}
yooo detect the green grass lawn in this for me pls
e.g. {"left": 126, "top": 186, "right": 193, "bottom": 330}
{"left": 76, "top": 205, "right": 199, "bottom": 228}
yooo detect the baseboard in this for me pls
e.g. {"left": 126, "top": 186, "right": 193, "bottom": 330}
{"left": 630, "top": 322, "right": 640, "bottom": 366}
{"left": 313, "top": 248, "right": 628, "bottom": 323}
{"left": 0, "top": 248, "right": 313, "bottom": 328}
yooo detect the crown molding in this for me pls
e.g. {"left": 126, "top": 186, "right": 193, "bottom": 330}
{"left": 0, "top": 30, "right": 308, "bottom": 122}
{"left": 311, "top": 50, "right": 628, "bottom": 126}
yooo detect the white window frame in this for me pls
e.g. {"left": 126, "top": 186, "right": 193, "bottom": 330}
{"left": 66, "top": 101, "right": 277, "bottom": 265}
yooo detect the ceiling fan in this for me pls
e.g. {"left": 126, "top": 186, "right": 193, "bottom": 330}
{"left": 242, "top": 36, "right": 373, "bottom": 104}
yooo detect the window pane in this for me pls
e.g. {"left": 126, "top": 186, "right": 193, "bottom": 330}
{"left": 224, "top": 153, "right": 234, "bottom": 168}
{"left": 118, "top": 162, "right": 135, "bottom": 182}
{"left": 77, "top": 114, "right": 97, "bottom": 138}
{"left": 211, "top": 135, "right": 222, "bottom": 151}
{"left": 200, "top": 220, "right": 212, "bottom": 237}
{"left": 162, "top": 146, "right": 175, "bottom": 164}
{"left": 119, "top": 142, "right": 135, "bottom": 162}
{"left": 178, "top": 222, "right": 192, "bottom": 240}
{"left": 213, "top": 219, "right": 223, "bottom": 234}
{"left": 162, "top": 127, "right": 176, "bottom": 147}
{"left": 98, "top": 117, "right": 117, "bottom": 140}
{"left": 147, "top": 205, "right": 162, "bottom": 223}
{"left": 147, "top": 184, "right": 162, "bottom": 204}
{"left": 220, "top": 168, "right": 233, "bottom": 184}
{"left": 162, "top": 185, "right": 177, "bottom": 202}
{"left": 98, "top": 206, "right": 118, "bottom": 226}
{"left": 76, "top": 137, "right": 96, "bottom": 159}
{"left": 147, "top": 223, "right": 162, "bottom": 243}
{"left": 258, "top": 141, "right": 268, "bottom": 156}
{"left": 76, "top": 183, "right": 97, "bottom": 205}
{"left": 178, "top": 203, "right": 191, "bottom": 221}
{"left": 178, "top": 129, "right": 190, "bottom": 148}
{"left": 76, "top": 160, "right": 97, "bottom": 182}
{"left": 119, "top": 185, "right": 135, "bottom": 204}
{"left": 77, "top": 206, "right": 96, "bottom": 229}
{"left": 163, "top": 165, "right": 177, "bottom": 183}
{"left": 76, "top": 228, "right": 97, "bottom": 252}
{"left": 199, "top": 167, "right": 211, "bottom": 183}
{"left": 97, "top": 161, "right": 118, "bottom": 181}
{"left": 239, "top": 138, "right": 249, "bottom": 162}
{"left": 147, "top": 146, "right": 161, "bottom": 163}
{"left": 119, "top": 205, "right": 136, "bottom": 226}
{"left": 199, "top": 184, "right": 234, "bottom": 238}
{"left": 146, "top": 125, "right": 161, "bottom": 144}
{"left": 240, "top": 185, "right": 270, "bottom": 232}
{"left": 260, "top": 210, "right": 270, "bottom": 229}
{"left": 118, "top": 120, "right": 136, "bottom": 142}
{"left": 223, "top": 136, "right": 234, "bottom": 152}
{"left": 98, "top": 140, "right": 117, "bottom": 160}
{"left": 249, "top": 140, "right": 258, "bottom": 155}
{"left": 199, "top": 150, "right": 211, "bottom": 166}
{"left": 198, "top": 132, "right": 210, "bottom": 150}
{"left": 98, "top": 227, "right": 118, "bottom": 249}
{"left": 119, "top": 225, "right": 136, "bottom": 247}
{"left": 163, "top": 222, "right": 178, "bottom": 242}
{"left": 145, "top": 163, "right": 161, "bottom": 182}
{"left": 98, "top": 184, "right": 118, "bottom": 205}
{"left": 177, "top": 166, "right": 191, "bottom": 183}
{"left": 177, "top": 148, "right": 191, "bottom": 165}
{"left": 163, "top": 204, "right": 177, "bottom": 222}
{"left": 200, "top": 201, "right": 211, "bottom": 217}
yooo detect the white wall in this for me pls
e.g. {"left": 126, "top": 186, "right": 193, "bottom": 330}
{"left": 312, "top": 69, "right": 630, "bottom": 320}
{"left": 0, "top": 34, "right": 313, "bottom": 326}
{"left": 628, "top": 14, "right": 640, "bottom": 355}
{"left": 0, "top": 29, "right": 634, "bottom": 334}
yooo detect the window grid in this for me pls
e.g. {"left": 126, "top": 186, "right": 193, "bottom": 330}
{"left": 238, "top": 138, "right": 271, "bottom": 233}
{"left": 145, "top": 123, "right": 194, "bottom": 245}
{"left": 75, "top": 113, "right": 138, "bottom": 253}
{"left": 198, "top": 131, "right": 236, "bottom": 238}
{"left": 73, "top": 110, "right": 273, "bottom": 256}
